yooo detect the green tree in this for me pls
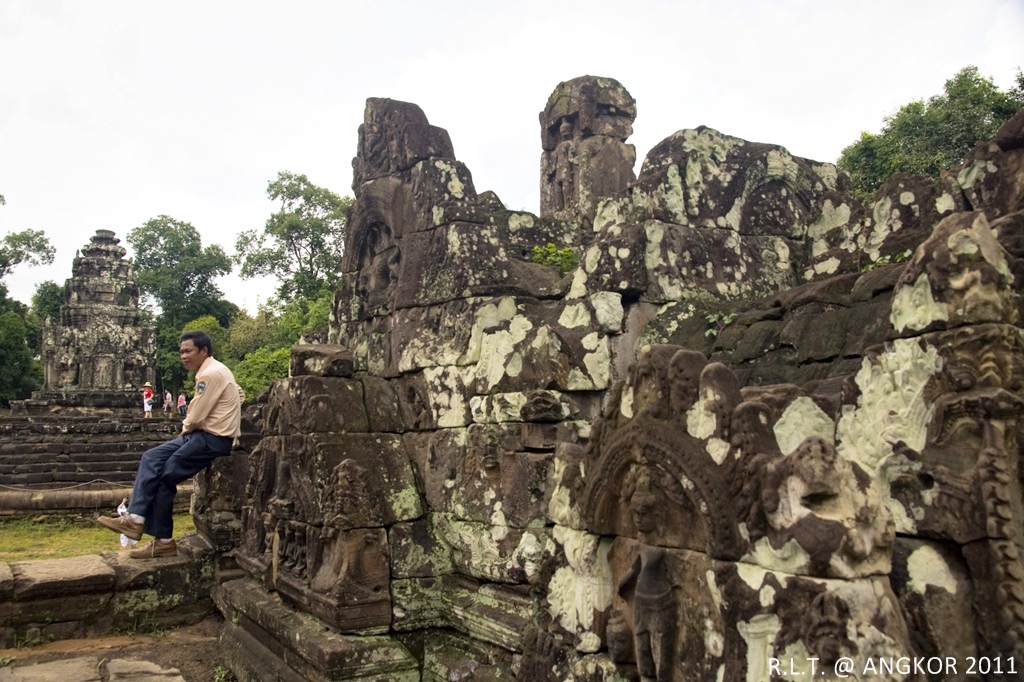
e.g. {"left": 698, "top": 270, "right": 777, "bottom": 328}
{"left": 0, "top": 229, "right": 55, "bottom": 279}
{"left": 838, "top": 66, "right": 1024, "bottom": 198}
{"left": 128, "top": 217, "right": 239, "bottom": 392}
{"left": 127, "top": 216, "right": 234, "bottom": 329}
{"left": 0, "top": 310, "right": 40, "bottom": 402}
{"left": 232, "top": 346, "right": 290, "bottom": 400}
{"left": 217, "top": 291, "right": 333, "bottom": 400}
{"left": 31, "top": 280, "right": 63, "bottom": 326}
{"left": 0, "top": 225, "right": 53, "bottom": 402}
{"left": 227, "top": 309, "right": 275, "bottom": 363}
{"left": 235, "top": 172, "right": 353, "bottom": 300}
{"left": 153, "top": 325, "right": 188, "bottom": 395}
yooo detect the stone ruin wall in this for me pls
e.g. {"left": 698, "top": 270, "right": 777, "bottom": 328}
{"left": 216, "top": 77, "right": 1024, "bottom": 680}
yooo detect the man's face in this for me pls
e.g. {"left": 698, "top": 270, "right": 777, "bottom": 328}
{"left": 179, "top": 339, "right": 209, "bottom": 372}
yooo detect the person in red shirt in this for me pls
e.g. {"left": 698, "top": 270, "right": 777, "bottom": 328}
{"left": 142, "top": 382, "right": 154, "bottom": 418}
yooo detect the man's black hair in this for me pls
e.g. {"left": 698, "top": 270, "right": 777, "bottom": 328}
{"left": 180, "top": 330, "right": 213, "bottom": 356}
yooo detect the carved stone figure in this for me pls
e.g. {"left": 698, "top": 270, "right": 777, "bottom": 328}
{"left": 617, "top": 548, "right": 678, "bottom": 681}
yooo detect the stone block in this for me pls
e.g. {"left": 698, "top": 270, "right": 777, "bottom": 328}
{"left": 289, "top": 344, "right": 354, "bottom": 378}
{"left": 390, "top": 517, "right": 454, "bottom": 579}
{"left": 421, "top": 629, "right": 517, "bottom": 681}
{"left": 778, "top": 307, "right": 850, "bottom": 363}
{"left": 395, "top": 372, "right": 437, "bottom": 431}
{"left": 392, "top": 223, "right": 561, "bottom": 311}
{"left": 276, "top": 527, "right": 392, "bottom": 635}
{"left": 215, "top": 578, "right": 419, "bottom": 680}
{"left": 315, "top": 432, "right": 423, "bottom": 525}
{"left": 359, "top": 375, "right": 404, "bottom": 433}
{"left": 840, "top": 299, "right": 890, "bottom": 357}
{"left": 728, "top": 319, "right": 782, "bottom": 364}
{"left": 391, "top": 577, "right": 450, "bottom": 632}
{"left": 422, "top": 364, "right": 475, "bottom": 428}
{"left": 4, "top": 592, "right": 112, "bottom": 628}
{"left": 388, "top": 300, "right": 481, "bottom": 375}
{"left": 10, "top": 555, "right": 115, "bottom": 600}
{"left": 434, "top": 514, "right": 549, "bottom": 584}
{"left": 392, "top": 574, "right": 535, "bottom": 652}
{"left": 263, "top": 376, "right": 368, "bottom": 436}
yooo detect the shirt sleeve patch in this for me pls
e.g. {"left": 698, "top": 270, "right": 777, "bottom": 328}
{"left": 196, "top": 381, "right": 207, "bottom": 396}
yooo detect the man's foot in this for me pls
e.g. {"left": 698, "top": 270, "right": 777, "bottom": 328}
{"left": 129, "top": 539, "right": 177, "bottom": 559}
{"left": 96, "top": 515, "right": 144, "bottom": 541}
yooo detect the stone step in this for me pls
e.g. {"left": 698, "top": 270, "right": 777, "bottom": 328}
{"left": 0, "top": 450, "right": 153, "bottom": 464}
{"left": 1, "top": 458, "right": 136, "bottom": 475}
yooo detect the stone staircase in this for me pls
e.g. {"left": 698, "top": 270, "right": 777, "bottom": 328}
{"left": 0, "top": 415, "right": 181, "bottom": 486}
{"left": 0, "top": 415, "right": 185, "bottom": 516}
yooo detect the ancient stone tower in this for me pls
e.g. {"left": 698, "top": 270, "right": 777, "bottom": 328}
{"left": 34, "top": 229, "right": 155, "bottom": 409}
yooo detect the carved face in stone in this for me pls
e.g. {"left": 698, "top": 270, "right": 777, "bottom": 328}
{"left": 892, "top": 213, "right": 1018, "bottom": 334}
{"left": 752, "top": 435, "right": 893, "bottom": 577}
{"left": 623, "top": 465, "right": 662, "bottom": 539}
{"left": 558, "top": 117, "right": 573, "bottom": 141}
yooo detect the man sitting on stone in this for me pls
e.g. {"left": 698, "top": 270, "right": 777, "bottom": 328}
{"left": 97, "top": 330, "right": 244, "bottom": 558}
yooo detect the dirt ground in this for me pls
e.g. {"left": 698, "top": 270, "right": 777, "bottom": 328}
{"left": 0, "top": 615, "right": 231, "bottom": 681}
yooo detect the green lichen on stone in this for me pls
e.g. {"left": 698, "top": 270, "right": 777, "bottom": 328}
{"left": 890, "top": 272, "right": 948, "bottom": 333}
{"left": 388, "top": 485, "right": 424, "bottom": 521}
{"left": 836, "top": 338, "right": 940, "bottom": 475}
{"left": 113, "top": 588, "right": 183, "bottom": 616}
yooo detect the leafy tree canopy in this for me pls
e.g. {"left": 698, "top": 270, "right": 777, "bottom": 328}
{"left": 225, "top": 310, "right": 271, "bottom": 363}
{"left": 153, "top": 325, "right": 188, "bottom": 394}
{"left": 838, "top": 66, "right": 1024, "bottom": 199}
{"left": 127, "top": 215, "right": 233, "bottom": 329}
{"left": 235, "top": 172, "right": 353, "bottom": 300}
{"left": 0, "top": 229, "right": 55, "bottom": 280}
{"left": 31, "top": 280, "right": 63, "bottom": 326}
{"left": 0, "top": 310, "right": 41, "bottom": 402}
{"left": 232, "top": 346, "right": 290, "bottom": 401}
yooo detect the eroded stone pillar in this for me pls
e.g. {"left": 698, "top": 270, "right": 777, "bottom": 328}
{"left": 540, "top": 75, "right": 637, "bottom": 225}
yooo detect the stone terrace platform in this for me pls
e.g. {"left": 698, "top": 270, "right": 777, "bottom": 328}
{"left": 0, "top": 536, "right": 229, "bottom": 681}
{"left": 0, "top": 535, "right": 222, "bottom": 650}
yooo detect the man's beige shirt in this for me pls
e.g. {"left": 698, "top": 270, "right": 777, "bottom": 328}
{"left": 182, "top": 356, "right": 244, "bottom": 438}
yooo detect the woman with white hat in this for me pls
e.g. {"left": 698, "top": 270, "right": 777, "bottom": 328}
{"left": 142, "top": 381, "right": 154, "bottom": 418}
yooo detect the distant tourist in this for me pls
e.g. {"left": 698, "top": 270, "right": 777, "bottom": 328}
{"left": 142, "top": 382, "right": 154, "bottom": 418}
{"left": 97, "top": 331, "right": 244, "bottom": 559}
{"left": 177, "top": 392, "right": 187, "bottom": 416}
{"left": 163, "top": 389, "right": 173, "bottom": 415}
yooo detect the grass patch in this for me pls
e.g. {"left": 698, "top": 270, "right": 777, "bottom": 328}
{"left": 0, "top": 514, "right": 196, "bottom": 562}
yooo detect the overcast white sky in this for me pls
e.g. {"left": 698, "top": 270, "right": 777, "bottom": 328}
{"left": 2, "top": 0, "right": 1021, "bottom": 312}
